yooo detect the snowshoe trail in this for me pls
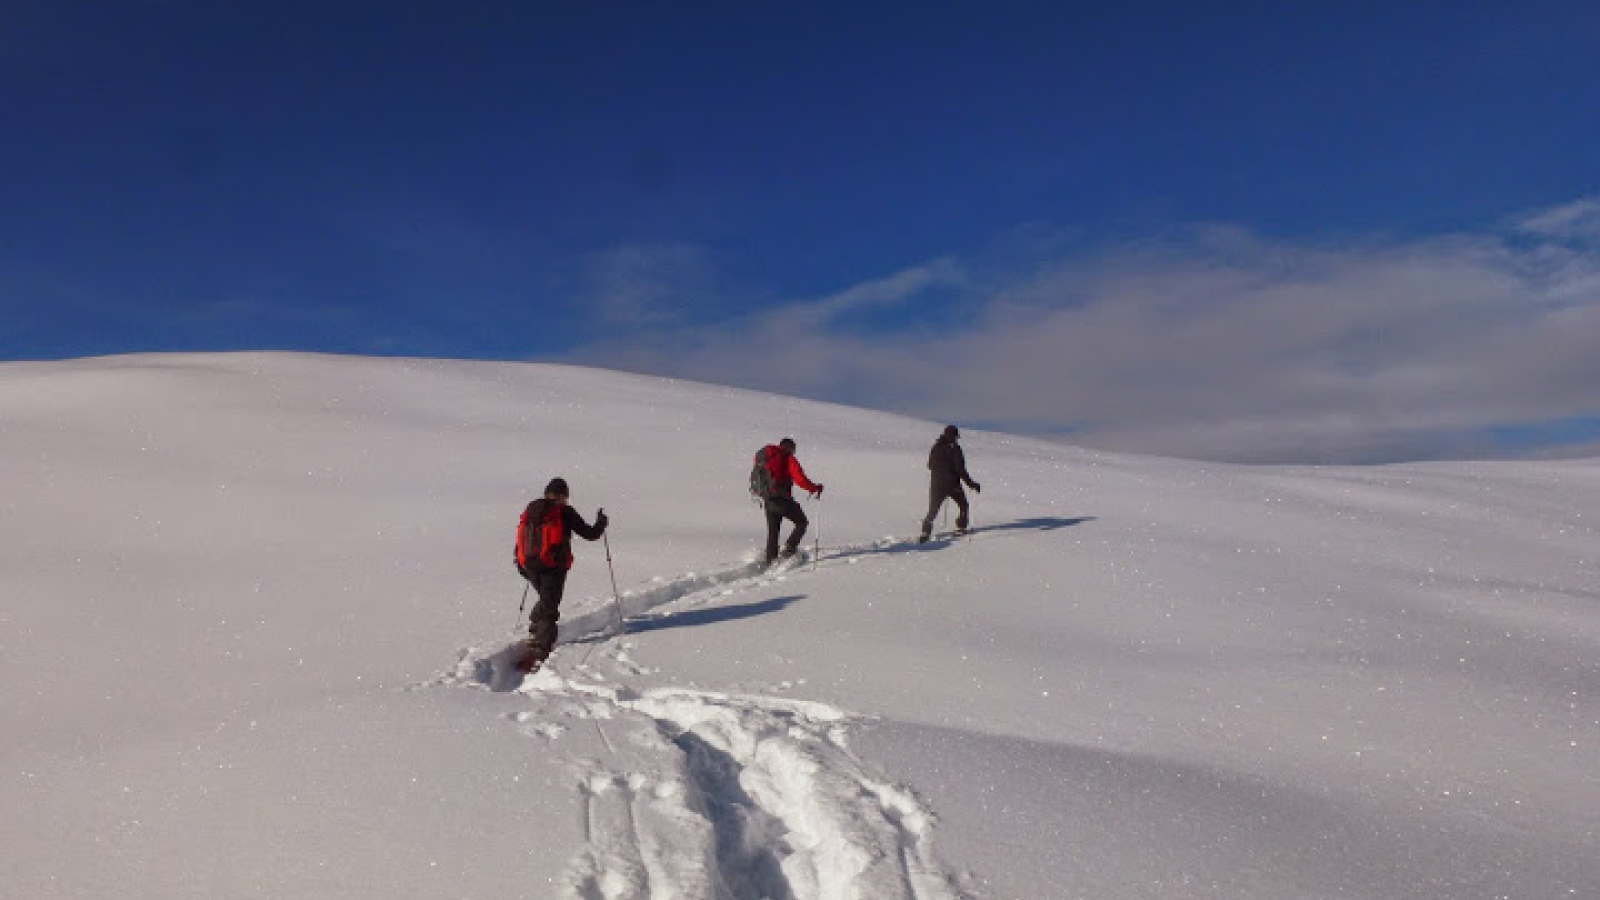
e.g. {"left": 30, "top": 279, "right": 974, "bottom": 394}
{"left": 561, "top": 549, "right": 816, "bottom": 648}
{"left": 436, "top": 531, "right": 996, "bottom": 693}
{"left": 437, "top": 550, "right": 821, "bottom": 691}
{"left": 520, "top": 674, "right": 971, "bottom": 900}
{"left": 432, "top": 547, "right": 806, "bottom": 685}
{"left": 439, "top": 520, "right": 1093, "bottom": 693}
{"left": 424, "top": 536, "right": 1040, "bottom": 897}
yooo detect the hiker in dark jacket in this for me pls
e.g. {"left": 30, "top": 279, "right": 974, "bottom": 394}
{"left": 516, "top": 477, "right": 607, "bottom": 666}
{"left": 919, "top": 425, "right": 980, "bottom": 542}
{"left": 755, "top": 437, "right": 824, "bottom": 565}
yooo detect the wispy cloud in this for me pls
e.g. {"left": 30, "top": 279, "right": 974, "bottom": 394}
{"left": 1516, "top": 199, "right": 1600, "bottom": 243}
{"left": 570, "top": 199, "right": 1600, "bottom": 463}
{"left": 795, "top": 260, "right": 966, "bottom": 324}
{"left": 584, "top": 242, "right": 720, "bottom": 327}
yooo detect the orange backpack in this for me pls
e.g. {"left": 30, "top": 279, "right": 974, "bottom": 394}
{"left": 515, "top": 500, "right": 571, "bottom": 574}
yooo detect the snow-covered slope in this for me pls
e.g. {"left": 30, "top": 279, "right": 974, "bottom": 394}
{"left": 3, "top": 352, "right": 1596, "bottom": 900}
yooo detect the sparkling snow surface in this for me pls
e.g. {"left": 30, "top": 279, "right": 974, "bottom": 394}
{"left": 3, "top": 353, "right": 1596, "bottom": 899}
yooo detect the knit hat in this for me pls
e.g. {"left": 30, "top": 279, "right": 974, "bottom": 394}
{"left": 942, "top": 425, "right": 959, "bottom": 440}
{"left": 545, "top": 477, "right": 570, "bottom": 497}
{"left": 779, "top": 437, "right": 796, "bottom": 451}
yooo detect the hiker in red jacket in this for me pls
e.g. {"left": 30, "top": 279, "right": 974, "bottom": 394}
{"left": 754, "top": 437, "right": 824, "bottom": 566}
{"left": 515, "top": 477, "right": 607, "bottom": 667}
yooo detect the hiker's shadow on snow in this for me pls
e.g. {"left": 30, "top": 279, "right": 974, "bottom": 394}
{"left": 834, "top": 515, "right": 1096, "bottom": 561}
{"left": 907, "top": 515, "right": 1097, "bottom": 554}
{"left": 971, "top": 515, "right": 1096, "bottom": 535}
{"left": 624, "top": 595, "right": 806, "bottom": 636}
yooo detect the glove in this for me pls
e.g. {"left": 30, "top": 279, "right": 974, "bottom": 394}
{"left": 972, "top": 482, "right": 982, "bottom": 493}
{"left": 812, "top": 484, "right": 825, "bottom": 498}
{"left": 595, "top": 510, "right": 609, "bottom": 530}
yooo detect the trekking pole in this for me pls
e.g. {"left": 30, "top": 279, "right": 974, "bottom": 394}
{"left": 601, "top": 515, "right": 624, "bottom": 636}
{"left": 515, "top": 582, "right": 529, "bottom": 631}
{"left": 812, "top": 494, "right": 822, "bottom": 570}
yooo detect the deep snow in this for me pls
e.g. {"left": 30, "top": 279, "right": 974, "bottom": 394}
{"left": 2, "top": 352, "right": 1596, "bottom": 899}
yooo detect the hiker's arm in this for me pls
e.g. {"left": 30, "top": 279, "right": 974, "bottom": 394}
{"left": 788, "top": 456, "right": 821, "bottom": 494}
{"left": 566, "top": 506, "right": 607, "bottom": 541}
{"left": 957, "top": 447, "right": 980, "bottom": 490}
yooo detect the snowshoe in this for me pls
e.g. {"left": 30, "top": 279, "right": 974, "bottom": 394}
{"left": 767, "top": 547, "right": 810, "bottom": 570}
{"left": 511, "top": 639, "right": 544, "bottom": 673}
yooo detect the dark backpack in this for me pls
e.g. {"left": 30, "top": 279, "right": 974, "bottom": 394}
{"left": 749, "top": 446, "right": 776, "bottom": 501}
{"left": 514, "top": 500, "right": 572, "bottom": 575}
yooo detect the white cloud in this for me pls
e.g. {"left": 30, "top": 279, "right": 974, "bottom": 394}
{"left": 572, "top": 201, "right": 1600, "bottom": 463}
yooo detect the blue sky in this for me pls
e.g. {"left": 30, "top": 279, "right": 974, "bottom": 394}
{"left": 3, "top": 1, "right": 1598, "bottom": 462}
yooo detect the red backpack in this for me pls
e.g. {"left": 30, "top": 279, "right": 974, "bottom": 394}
{"left": 750, "top": 444, "right": 788, "bottom": 500}
{"left": 515, "top": 500, "right": 572, "bottom": 574}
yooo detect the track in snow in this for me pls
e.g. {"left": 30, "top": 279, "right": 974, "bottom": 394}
{"left": 430, "top": 534, "right": 993, "bottom": 899}
{"left": 458, "top": 514, "right": 1096, "bottom": 681}
{"left": 435, "top": 548, "right": 815, "bottom": 691}
{"left": 515, "top": 675, "right": 971, "bottom": 900}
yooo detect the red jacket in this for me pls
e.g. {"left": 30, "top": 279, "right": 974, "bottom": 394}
{"left": 762, "top": 445, "right": 819, "bottom": 497}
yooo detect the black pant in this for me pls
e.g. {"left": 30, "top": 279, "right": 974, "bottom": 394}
{"left": 763, "top": 496, "right": 808, "bottom": 563}
{"left": 921, "top": 483, "right": 969, "bottom": 535}
{"left": 525, "top": 567, "right": 568, "bottom": 660}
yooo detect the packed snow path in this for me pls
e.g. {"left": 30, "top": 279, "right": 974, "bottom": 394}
{"left": 438, "top": 543, "right": 981, "bottom": 900}
{"left": 469, "top": 516, "right": 1094, "bottom": 686}
{"left": 510, "top": 677, "right": 965, "bottom": 900}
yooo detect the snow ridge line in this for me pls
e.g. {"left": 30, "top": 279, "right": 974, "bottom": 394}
{"left": 532, "top": 675, "right": 970, "bottom": 900}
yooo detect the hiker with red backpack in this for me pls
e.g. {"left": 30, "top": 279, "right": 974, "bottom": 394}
{"left": 514, "top": 477, "right": 608, "bottom": 669}
{"left": 751, "top": 437, "right": 824, "bottom": 566}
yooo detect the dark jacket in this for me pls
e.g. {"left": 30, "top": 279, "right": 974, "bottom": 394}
{"left": 928, "top": 436, "right": 977, "bottom": 493}
{"left": 521, "top": 499, "right": 606, "bottom": 572}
